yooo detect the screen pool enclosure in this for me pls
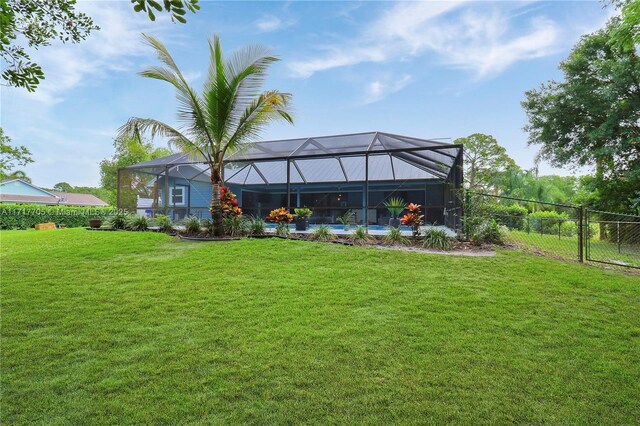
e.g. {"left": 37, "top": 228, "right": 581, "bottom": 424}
{"left": 118, "top": 131, "right": 464, "bottom": 229}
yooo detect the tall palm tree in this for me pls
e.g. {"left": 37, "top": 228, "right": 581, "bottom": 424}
{"left": 119, "top": 34, "right": 293, "bottom": 236}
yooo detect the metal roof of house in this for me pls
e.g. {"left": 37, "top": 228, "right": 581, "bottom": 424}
{"left": 123, "top": 131, "right": 462, "bottom": 185}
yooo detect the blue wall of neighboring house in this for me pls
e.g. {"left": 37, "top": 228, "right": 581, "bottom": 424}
{"left": 0, "top": 180, "right": 52, "bottom": 196}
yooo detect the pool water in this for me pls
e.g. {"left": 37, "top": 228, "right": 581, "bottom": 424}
{"left": 265, "top": 223, "right": 412, "bottom": 231}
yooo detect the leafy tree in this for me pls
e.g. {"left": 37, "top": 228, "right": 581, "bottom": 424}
{"left": 119, "top": 34, "right": 293, "bottom": 236}
{"left": 453, "top": 133, "right": 516, "bottom": 192}
{"left": 1, "top": 0, "right": 198, "bottom": 92}
{"left": 0, "top": 127, "right": 33, "bottom": 180}
{"left": 52, "top": 182, "right": 73, "bottom": 192}
{"left": 5, "top": 170, "right": 31, "bottom": 183}
{"left": 522, "top": 22, "right": 640, "bottom": 212}
{"left": 100, "top": 135, "right": 172, "bottom": 206}
{"left": 0, "top": 0, "right": 99, "bottom": 91}
{"left": 608, "top": 0, "right": 640, "bottom": 51}
{"left": 131, "top": 0, "right": 199, "bottom": 23}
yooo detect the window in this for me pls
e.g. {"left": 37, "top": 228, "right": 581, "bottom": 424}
{"left": 171, "top": 187, "right": 185, "bottom": 206}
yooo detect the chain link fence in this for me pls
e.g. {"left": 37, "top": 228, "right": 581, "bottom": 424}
{"left": 464, "top": 192, "right": 640, "bottom": 270}
{"left": 586, "top": 210, "right": 640, "bottom": 269}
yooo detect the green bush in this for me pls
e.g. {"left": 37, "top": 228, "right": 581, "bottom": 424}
{"left": 526, "top": 211, "right": 570, "bottom": 235}
{"left": 247, "top": 216, "right": 266, "bottom": 236}
{"left": 109, "top": 212, "right": 129, "bottom": 230}
{"left": 422, "top": 228, "right": 453, "bottom": 250}
{"left": 0, "top": 204, "right": 117, "bottom": 230}
{"left": 349, "top": 226, "right": 373, "bottom": 245}
{"left": 223, "top": 215, "right": 247, "bottom": 237}
{"left": 275, "top": 222, "right": 289, "bottom": 237}
{"left": 479, "top": 203, "right": 528, "bottom": 230}
{"left": 560, "top": 220, "right": 578, "bottom": 237}
{"left": 127, "top": 215, "right": 150, "bottom": 232}
{"left": 384, "top": 227, "right": 408, "bottom": 246}
{"left": 472, "top": 219, "right": 506, "bottom": 245}
{"left": 310, "top": 225, "right": 335, "bottom": 241}
{"left": 184, "top": 216, "right": 201, "bottom": 234}
{"left": 154, "top": 214, "right": 174, "bottom": 233}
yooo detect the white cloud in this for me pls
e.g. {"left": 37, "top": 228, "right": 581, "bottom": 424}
{"left": 255, "top": 15, "right": 295, "bottom": 32}
{"left": 289, "top": 2, "right": 563, "bottom": 80}
{"left": 365, "top": 74, "right": 412, "bottom": 104}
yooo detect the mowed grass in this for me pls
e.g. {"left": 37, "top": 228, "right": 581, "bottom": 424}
{"left": 507, "top": 230, "right": 640, "bottom": 267}
{"left": 1, "top": 229, "right": 639, "bottom": 425}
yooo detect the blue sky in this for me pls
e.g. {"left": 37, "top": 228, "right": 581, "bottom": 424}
{"left": 1, "top": 0, "right": 612, "bottom": 187}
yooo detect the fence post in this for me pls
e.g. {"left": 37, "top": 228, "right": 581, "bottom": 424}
{"left": 617, "top": 221, "right": 621, "bottom": 254}
{"left": 577, "top": 207, "right": 584, "bottom": 263}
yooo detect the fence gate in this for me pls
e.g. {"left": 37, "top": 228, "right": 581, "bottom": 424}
{"left": 465, "top": 192, "right": 640, "bottom": 269}
{"left": 585, "top": 210, "right": 640, "bottom": 269}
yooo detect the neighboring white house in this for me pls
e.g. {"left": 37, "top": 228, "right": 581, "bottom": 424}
{"left": 0, "top": 179, "right": 109, "bottom": 207}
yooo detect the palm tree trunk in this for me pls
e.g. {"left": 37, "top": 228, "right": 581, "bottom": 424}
{"left": 210, "top": 163, "right": 224, "bottom": 237}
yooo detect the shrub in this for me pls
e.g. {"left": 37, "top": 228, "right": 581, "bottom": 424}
{"left": 247, "top": 216, "right": 266, "bottom": 236}
{"left": 349, "top": 226, "right": 373, "bottom": 245}
{"left": 401, "top": 203, "right": 424, "bottom": 237}
{"left": 0, "top": 204, "right": 116, "bottom": 230}
{"left": 127, "top": 215, "right": 150, "bottom": 232}
{"left": 383, "top": 197, "right": 406, "bottom": 218}
{"left": 310, "top": 225, "right": 336, "bottom": 241}
{"left": 526, "top": 211, "right": 570, "bottom": 235}
{"left": 109, "top": 212, "right": 129, "bottom": 230}
{"left": 336, "top": 210, "right": 353, "bottom": 228}
{"left": 384, "top": 227, "right": 408, "bottom": 246}
{"left": 472, "top": 219, "right": 506, "bottom": 245}
{"left": 560, "top": 220, "right": 578, "bottom": 237}
{"left": 223, "top": 215, "right": 247, "bottom": 237}
{"left": 184, "top": 216, "right": 201, "bottom": 234}
{"left": 294, "top": 207, "right": 312, "bottom": 218}
{"left": 422, "top": 228, "right": 453, "bottom": 250}
{"left": 275, "top": 221, "right": 290, "bottom": 237}
{"left": 267, "top": 207, "right": 293, "bottom": 224}
{"left": 155, "top": 214, "right": 174, "bottom": 233}
{"left": 479, "top": 203, "right": 528, "bottom": 230}
{"left": 220, "top": 186, "right": 242, "bottom": 217}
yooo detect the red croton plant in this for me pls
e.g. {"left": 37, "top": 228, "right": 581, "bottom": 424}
{"left": 267, "top": 207, "right": 294, "bottom": 223}
{"left": 401, "top": 203, "right": 424, "bottom": 237}
{"left": 220, "top": 186, "right": 242, "bottom": 218}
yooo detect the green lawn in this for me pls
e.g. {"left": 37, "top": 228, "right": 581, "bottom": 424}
{"left": 1, "top": 229, "right": 639, "bottom": 424}
{"left": 507, "top": 230, "right": 640, "bottom": 268}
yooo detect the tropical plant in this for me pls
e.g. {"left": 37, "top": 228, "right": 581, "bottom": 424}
{"left": 184, "top": 216, "right": 201, "bottom": 234}
{"left": 383, "top": 197, "right": 406, "bottom": 218}
{"left": 109, "top": 212, "right": 129, "bottom": 230}
{"left": 127, "top": 215, "right": 150, "bottom": 232}
{"left": 422, "top": 228, "right": 453, "bottom": 251}
{"left": 310, "top": 225, "right": 336, "bottom": 241}
{"left": 336, "top": 210, "right": 353, "bottom": 229}
{"left": 220, "top": 186, "right": 242, "bottom": 217}
{"left": 472, "top": 219, "right": 506, "bottom": 245}
{"left": 383, "top": 227, "right": 408, "bottom": 246}
{"left": 401, "top": 203, "right": 424, "bottom": 237}
{"left": 223, "top": 215, "right": 247, "bottom": 237}
{"left": 267, "top": 207, "right": 293, "bottom": 224}
{"left": 119, "top": 34, "right": 293, "bottom": 236}
{"left": 349, "top": 226, "right": 374, "bottom": 245}
{"left": 275, "top": 222, "right": 290, "bottom": 237}
{"left": 154, "top": 214, "right": 174, "bottom": 232}
{"left": 294, "top": 207, "right": 312, "bottom": 218}
{"left": 247, "top": 216, "right": 266, "bottom": 236}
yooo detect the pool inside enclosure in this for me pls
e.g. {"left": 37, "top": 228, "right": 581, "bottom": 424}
{"left": 118, "top": 132, "right": 464, "bottom": 229}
